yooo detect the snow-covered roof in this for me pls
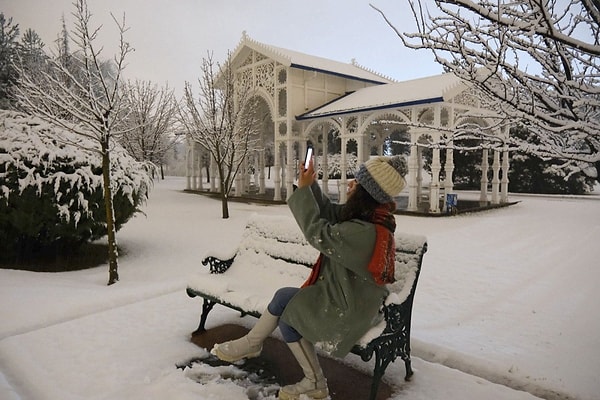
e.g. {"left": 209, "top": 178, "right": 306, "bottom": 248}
{"left": 297, "top": 73, "right": 468, "bottom": 120}
{"left": 232, "top": 32, "right": 395, "bottom": 85}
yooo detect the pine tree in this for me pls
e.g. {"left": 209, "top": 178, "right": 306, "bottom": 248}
{"left": 56, "top": 15, "right": 71, "bottom": 71}
{"left": 18, "top": 28, "right": 47, "bottom": 74}
{"left": 508, "top": 126, "right": 596, "bottom": 194}
{"left": 0, "top": 13, "right": 20, "bottom": 109}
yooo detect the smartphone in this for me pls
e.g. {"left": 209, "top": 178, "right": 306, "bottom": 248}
{"left": 304, "top": 146, "right": 313, "bottom": 169}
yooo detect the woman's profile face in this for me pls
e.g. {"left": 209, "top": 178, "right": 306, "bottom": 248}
{"left": 347, "top": 179, "right": 359, "bottom": 198}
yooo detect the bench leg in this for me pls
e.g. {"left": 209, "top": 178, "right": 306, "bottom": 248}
{"left": 192, "top": 299, "right": 216, "bottom": 335}
{"left": 404, "top": 357, "right": 414, "bottom": 381}
{"left": 368, "top": 342, "right": 414, "bottom": 400}
{"left": 369, "top": 370, "right": 383, "bottom": 400}
{"left": 368, "top": 348, "right": 392, "bottom": 400}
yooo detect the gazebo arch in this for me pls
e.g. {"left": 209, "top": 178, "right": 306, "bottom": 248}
{"left": 302, "top": 118, "right": 342, "bottom": 196}
{"left": 234, "top": 92, "right": 274, "bottom": 197}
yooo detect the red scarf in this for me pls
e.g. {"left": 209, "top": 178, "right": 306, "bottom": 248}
{"left": 301, "top": 203, "right": 397, "bottom": 287}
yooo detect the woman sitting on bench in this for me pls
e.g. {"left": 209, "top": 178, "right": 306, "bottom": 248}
{"left": 212, "top": 155, "right": 407, "bottom": 400}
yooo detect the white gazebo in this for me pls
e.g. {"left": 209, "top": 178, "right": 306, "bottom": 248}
{"left": 186, "top": 33, "right": 510, "bottom": 213}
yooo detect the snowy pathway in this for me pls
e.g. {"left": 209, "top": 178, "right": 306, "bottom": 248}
{"left": 1, "top": 176, "right": 598, "bottom": 400}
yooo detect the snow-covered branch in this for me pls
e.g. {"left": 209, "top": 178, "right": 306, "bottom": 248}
{"left": 14, "top": 0, "right": 133, "bottom": 149}
{"left": 118, "top": 80, "right": 180, "bottom": 176}
{"left": 372, "top": 0, "right": 600, "bottom": 178}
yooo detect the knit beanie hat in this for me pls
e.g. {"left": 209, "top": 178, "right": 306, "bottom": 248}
{"left": 355, "top": 156, "right": 408, "bottom": 204}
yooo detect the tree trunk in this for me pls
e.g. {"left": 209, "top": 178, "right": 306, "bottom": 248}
{"left": 220, "top": 180, "right": 230, "bottom": 219}
{"left": 221, "top": 194, "right": 229, "bottom": 219}
{"left": 102, "top": 141, "right": 119, "bottom": 285}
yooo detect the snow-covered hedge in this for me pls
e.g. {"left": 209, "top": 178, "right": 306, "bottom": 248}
{"left": 315, "top": 153, "right": 359, "bottom": 178}
{"left": 0, "top": 111, "right": 152, "bottom": 263}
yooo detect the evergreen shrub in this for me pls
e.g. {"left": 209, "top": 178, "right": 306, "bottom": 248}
{"left": 0, "top": 111, "right": 152, "bottom": 265}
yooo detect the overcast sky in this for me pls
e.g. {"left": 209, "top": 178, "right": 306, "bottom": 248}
{"left": 3, "top": 0, "right": 443, "bottom": 96}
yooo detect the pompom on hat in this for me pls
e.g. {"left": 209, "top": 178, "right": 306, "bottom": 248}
{"left": 355, "top": 156, "right": 408, "bottom": 204}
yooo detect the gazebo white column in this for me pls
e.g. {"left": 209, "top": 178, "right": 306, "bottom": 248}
{"left": 258, "top": 150, "right": 266, "bottom": 194}
{"left": 285, "top": 137, "right": 294, "bottom": 201}
{"left": 429, "top": 145, "right": 441, "bottom": 213}
{"left": 273, "top": 140, "right": 282, "bottom": 201}
{"left": 491, "top": 148, "right": 501, "bottom": 204}
{"left": 443, "top": 142, "right": 455, "bottom": 210}
{"left": 442, "top": 106, "right": 455, "bottom": 211}
{"left": 428, "top": 107, "right": 442, "bottom": 213}
{"left": 356, "top": 135, "right": 365, "bottom": 163}
{"left": 406, "top": 109, "right": 425, "bottom": 211}
{"left": 281, "top": 150, "right": 287, "bottom": 192}
{"left": 480, "top": 148, "right": 489, "bottom": 203}
{"left": 339, "top": 118, "right": 349, "bottom": 203}
{"left": 501, "top": 147, "right": 510, "bottom": 203}
{"left": 340, "top": 137, "right": 348, "bottom": 204}
{"left": 321, "top": 126, "right": 329, "bottom": 196}
{"left": 407, "top": 142, "right": 419, "bottom": 211}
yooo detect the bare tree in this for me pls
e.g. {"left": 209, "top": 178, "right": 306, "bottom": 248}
{"left": 180, "top": 52, "right": 261, "bottom": 219}
{"left": 119, "top": 80, "right": 180, "bottom": 179}
{"left": 372, "top": 0, "right": 600, "bottom": 180}
{"left": 14, "top": 0, "right": 134, "bottom": 285}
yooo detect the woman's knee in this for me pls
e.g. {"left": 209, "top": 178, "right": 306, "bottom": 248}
{"left": 279, "top": 320, "right": 302, "bottom": 343}
{"left": 267, "top": 287, "right": 300, "bottom": 316}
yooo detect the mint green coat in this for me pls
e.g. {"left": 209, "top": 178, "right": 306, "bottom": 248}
{"left": 282, "top": 183, "right": 389, "bottom": 357}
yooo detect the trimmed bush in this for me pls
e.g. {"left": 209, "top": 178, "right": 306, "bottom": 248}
{"left": 0, "top": 111, "right": 152, "bottom": 265}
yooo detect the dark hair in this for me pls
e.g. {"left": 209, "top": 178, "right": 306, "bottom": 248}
{"left": 340, "top": 184, "right": 380, "bottom": 222}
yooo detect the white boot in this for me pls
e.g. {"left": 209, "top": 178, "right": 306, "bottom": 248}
{"left": 279, "top": 338, "right": 329, "bottom": 400}
{"left": 212, "top": 310, "right": 278, "bottom": 362}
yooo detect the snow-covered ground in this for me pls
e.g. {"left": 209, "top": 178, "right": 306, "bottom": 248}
{"left": 0, "top": 176, "right": 598, "bottom": 400}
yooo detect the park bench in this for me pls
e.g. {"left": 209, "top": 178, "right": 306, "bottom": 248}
{"left": 186, "top": 213, "right": 427, "bottom": 400}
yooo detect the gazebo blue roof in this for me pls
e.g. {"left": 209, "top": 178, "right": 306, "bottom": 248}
{"left": 297, "top": 73, "right": 467, "bottom": 120}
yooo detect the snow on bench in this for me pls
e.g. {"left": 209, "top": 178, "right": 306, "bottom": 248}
{"left": 186, "top": 213, "right": 427, "bottom": 400}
